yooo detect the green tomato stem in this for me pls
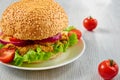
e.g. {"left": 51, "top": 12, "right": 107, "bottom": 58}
{"left": 89, "top": 16, "right": 92, "bottom": 19}
{"left": 109, "top": 59, "right": 114, "bottom": 66}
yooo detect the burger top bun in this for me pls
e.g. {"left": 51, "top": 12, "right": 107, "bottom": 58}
{"left": 0, "top": 0, "right": 68, "bottom": 40}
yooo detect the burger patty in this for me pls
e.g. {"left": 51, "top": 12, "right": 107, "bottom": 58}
{"left": 3, "top": 32, "right": 68, "bottom": 56}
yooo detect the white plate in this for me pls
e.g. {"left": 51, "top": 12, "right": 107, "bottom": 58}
{"left": 0, "top": 38, "right": 85, "bottom": 70}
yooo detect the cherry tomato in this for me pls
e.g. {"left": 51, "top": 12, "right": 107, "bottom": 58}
{"left": 83, "top": 16, "right": 97, "bottom": 31}
{"left": 98, "top": 59, "right": 119, "bottom": 80}
{"left": 0, "top": 48, "right": 15, "bottom": 63}
{"left": 68, "top": 29, "right": 82, "bottom": 40}
{"left": 9, "top": 37, "right": 23, "bottom": 42}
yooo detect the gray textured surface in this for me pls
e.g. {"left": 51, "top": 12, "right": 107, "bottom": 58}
{"left": 0, "top": 0, "right": 120, "bottom": 80}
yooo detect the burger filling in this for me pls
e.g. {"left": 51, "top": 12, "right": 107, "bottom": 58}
{"left": 0, "top": 26, "right": 80, "bottom": 66}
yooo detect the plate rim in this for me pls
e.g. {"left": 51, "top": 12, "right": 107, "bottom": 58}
{"left": 0, "top": 38, "right": 86, "bottom": 70}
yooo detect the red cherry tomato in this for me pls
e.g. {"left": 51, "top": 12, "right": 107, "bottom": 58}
{"left": 98, "top": 59, "right": 119, "bottom": 80}
{"left": 68, "top": 29, "right": 82, "bottom": 40}
{"left": 0, "top": 48, "right": 15, "bottom": 63}
{"left": 9, "top": 37, "right": 23, "bottom": 42}
{"left": 83, "top": 16, "right": 97, "bottom": 31}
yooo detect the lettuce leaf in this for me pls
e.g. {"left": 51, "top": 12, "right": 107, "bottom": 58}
{"left": 0, "top": 43, "right": 4, "bottom": 49}
{"left": 43, "top": 52, "right": 52, "bottom": 60}
{"left": 53, "top": 30, "right": 78, "bottom": 53}
{"left": 63, "top": 41, "right": 69, "bottom": 52}
{"left": 68, "top": 33, "right": 78, "bottom": 46}
{"left": 36, "top": 47, "right": 41, "bottom": 53}
{"left": 53, "top": 41, "right": 70, "bottom": 53}
{"left": 13, "top": 46, "right": 53, "bottom": 66}
{"left": 23, "top": 48, "right": 52, "bottom": 63}
{"left": 64, "top": 26, "right": 78, "bottom": 46}
{"left": 36, "top": 47, "right": 52, "bottom": 60}
{"left": 53, "top": 42, "right": 64, "bottom": 53}
{"left": 13, "top": 50, "right": 24, "bottom": 66}
{"left": 23, "top": 49, "right": 37, "bottom": 63}
{"left": 64, "top": 26, "right": 75, "bottom": 32}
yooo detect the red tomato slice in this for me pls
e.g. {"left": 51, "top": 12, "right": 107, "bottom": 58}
{"left": 9, "top": 37, "right": 23, "bottom": 42}
{"left": 0, "top": 48, "right": 15, "bottom": 63}
{"left": 68, "top": 29, "right": 82, "bottom": 40}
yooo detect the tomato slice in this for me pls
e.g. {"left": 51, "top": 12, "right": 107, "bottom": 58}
{"left": 0, "top": 48, "right": 15, "bottom": 63}
{"left": 68, "top": 29, "right": 82, "bottom": 40}
{"left": 9, "top": 37, "right": 23, "bottom": 42}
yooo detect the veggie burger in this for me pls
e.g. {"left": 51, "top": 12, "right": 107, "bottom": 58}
{"left": 0, "top": 0, "right": 82, "bottom": 66}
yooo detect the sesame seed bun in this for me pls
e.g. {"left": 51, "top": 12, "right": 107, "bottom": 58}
{"left": 0, "top": 0, "right": 68, "bottom": 40}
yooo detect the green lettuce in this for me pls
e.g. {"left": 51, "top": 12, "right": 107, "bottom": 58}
{"left": 64, "top": 26, "right": 75, "bottom": 32}
{"left": 0, "top": 43, "right": 4, "bottom": 49}
{"left": 13, "top": 50, "right": 24, "bottom": 66}
{"left": 53, "top": 42, "right": 64, "bottom": 53}
{"left": 63, "top": 41, "right": 69, "bottom": 52}
{"left": 53, "top": 40, "right": 70, "bottom": 53}
{"left": 23, "top": 49, "right": 37, "bottom": 63}
{"left": 68, "top": 33, "right": 78, "bottom": 46}
{"left": 13, "top": 47, "right": 53, "bottom": 66}
{"left": 43, "top": 52, "right": 52, "bottom": 60}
